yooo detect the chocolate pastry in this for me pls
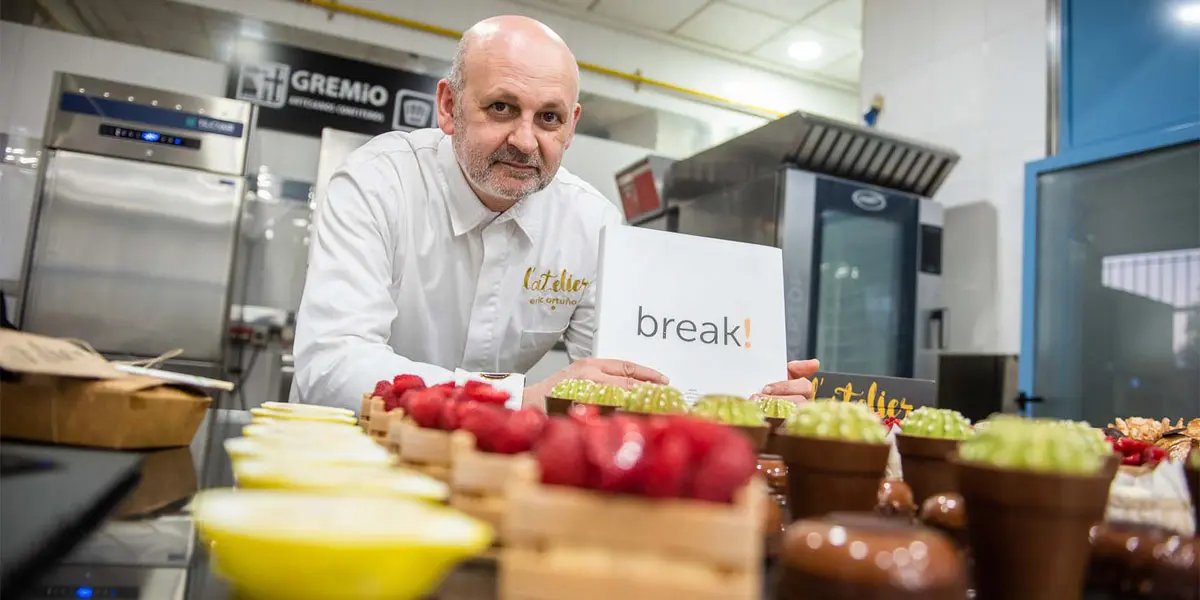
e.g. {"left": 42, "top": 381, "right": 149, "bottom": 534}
{"left": 1088, "top": 522, "right": 1199, "bottom": 600}
{"left": 918, "top": 493, "right": 967, "bottom": 547}
{"left": 776, "top": 512, "right": 967, "bottom": 600}
{"left": 876, "top": 479, "right": 916, "bottom": 520}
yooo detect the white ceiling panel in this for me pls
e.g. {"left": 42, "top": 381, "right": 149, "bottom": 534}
{"left": 675, "top": 2, "right": 789, "bottom": 53}
{"left": 801, "top": 0, "right": 862, "bottom": 41}
{"left": 721, "top": 0, "right": 832, "bottom": 22}
{"left": 752, "top": 24, "right": 857, "bottom": 71}
{"left": 592, "top": 0, "right": 708, "bottom": 32}
{"left": 821, "top": 51, "right": 861, "bottom": 82}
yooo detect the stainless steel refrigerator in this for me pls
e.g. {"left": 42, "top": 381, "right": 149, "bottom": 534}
{"left": 19, "top": 73, "right": 255, "bottom": 374}
{"left": 652, "top": 112, "right": 959, "bottom": 381}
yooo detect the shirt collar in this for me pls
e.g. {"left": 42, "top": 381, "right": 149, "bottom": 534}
{"left": 437, "top": 134, "right": 497, "bottom": 237}
{"left": 437, "top": 134, "right": 543, "bottom": 240}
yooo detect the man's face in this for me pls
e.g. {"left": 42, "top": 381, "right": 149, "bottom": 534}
{"left": 437, "top": 50, "right": 581, "bottom": 207}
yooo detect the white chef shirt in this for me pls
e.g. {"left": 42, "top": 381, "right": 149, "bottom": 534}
{"left": 292, "top": 128, "right": 623, "bottom": 410}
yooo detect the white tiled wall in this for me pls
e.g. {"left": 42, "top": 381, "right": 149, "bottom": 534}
{"left": 861, "top": 0, "right": 1047, "bottom": 354}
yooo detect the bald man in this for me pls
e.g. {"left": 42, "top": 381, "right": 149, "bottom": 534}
{"left": 293, "top": 16, "right": 819, "bottom": 411}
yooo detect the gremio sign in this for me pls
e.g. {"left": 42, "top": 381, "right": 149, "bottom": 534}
{"left": 227, "top": 41, "right": 441, "bottom": 138}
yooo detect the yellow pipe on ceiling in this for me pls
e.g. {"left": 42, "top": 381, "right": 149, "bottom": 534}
{"left": 298, "top": 0, "right": 787, "bottom": 119}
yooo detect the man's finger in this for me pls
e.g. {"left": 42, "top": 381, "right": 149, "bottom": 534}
{"left": 600, "top": 359, "right": 668, "bottom": 384}
{"left": 787, "top": 359, "right": 820, "bottom": 379}
{"left": 588, "top": 372, "right": 642, "bottom": 389}
{"left": 761, "top": 377, "right": 814, "bottom": 398}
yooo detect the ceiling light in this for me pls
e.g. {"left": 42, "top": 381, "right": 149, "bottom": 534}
{"left": 1178, "top": 3, "right": 1200, "bottom": 24}
{"left": 787, "top": 40, "right": 824, "bottom": 62}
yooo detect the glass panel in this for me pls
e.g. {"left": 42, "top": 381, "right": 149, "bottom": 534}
{"left": 1033, "top": 142, "right": 1200, "bottom": 423}
{"left": 814, "top": 211, "right": 905, "bottom": 375}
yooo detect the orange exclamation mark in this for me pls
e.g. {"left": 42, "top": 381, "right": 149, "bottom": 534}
{"left": 744, "top": 318, "right": 751, "bottom": 348}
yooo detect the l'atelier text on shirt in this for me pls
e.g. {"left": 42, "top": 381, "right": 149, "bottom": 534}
{"left": 523, "top": 267, "right": 591, "bottom": 293}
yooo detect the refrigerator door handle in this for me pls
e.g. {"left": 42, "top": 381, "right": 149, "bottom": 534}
{"left": 928, "top": 308, "right": 947, "bottom": 350}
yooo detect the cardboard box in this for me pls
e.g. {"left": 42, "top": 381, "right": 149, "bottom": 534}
{"left": 0, "top": 330, "right": 211, "bottom": 449}
{"left": 113, "top": 446, "right": 198, "bottom": 518}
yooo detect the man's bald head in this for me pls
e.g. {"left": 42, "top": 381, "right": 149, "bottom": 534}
{"left": 446, "top": 15, "right": 580, "bottom": 105}
{"left": 436, "top": 15, "right": 584, "bottom": 212}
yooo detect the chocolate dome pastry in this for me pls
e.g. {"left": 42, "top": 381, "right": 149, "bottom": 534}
{"left": 876, "top": 479, "right": 916, "bottom": 520}
{"left": 776, "top": 512, "right": 968, "bottom": 600}
{"left": 1088, "top": 522, "right": 1200, "bottom": 600}
{"left": 918, "top": 493, "right": 967, "bottom": 547}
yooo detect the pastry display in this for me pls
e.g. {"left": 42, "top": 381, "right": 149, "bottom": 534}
{"left": 774, "top": 401, "right": 891, "bottom": 520}
{"left": 691, "top": 394, "right": 770, "bottom": 450}
{"left": 544, "top": 378, "right": 597, "bottom": 415}
{"left": 623, "top": 382, "right": 688, "bottom": 415}
{"left": 876, "top": 478, "right": 916, "bottom": 519}
{"left": 192, "top": 489, "right": 492, "bottom": 600}
{"left": 503, "top": 414, "right": 765, "bottom": 600}
{"left": 895, "top": 407, "right": 973, "bottom": 505}
{"left": 1087, "top": 522, "right": 1199, "bottom": 600}
{"left": 449, "top": 406, "right": 549, "bottom": 540}
{"left": 1106, "top": 417, "right": 1200, "bottom": 463}
{"left": 776, "top": 512, "right": 968, "bottom": 600}
{"left": 955, "top": 416, "right": 1117, "bottom": 600}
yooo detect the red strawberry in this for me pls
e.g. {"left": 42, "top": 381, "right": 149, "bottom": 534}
{"left": 669, "top": 416, "right": 728, "bottom": 461}
{"left": 881, "top": 416, "right": 902, "bottom": 430}
{"left": 584, "top": 416, "right": 646, "bottom": 493}
{"left": 405, "top": 389, "right": 444, "bottom": 429}
{"left": 638, "top": 426, "right": 692, "bottom": 498}
{"left": 490, "top": 408, "right": 548, "bottom": 454}
{"left": 463, "top": 380, "right": 510, "bottom": 406}
{"left": 461, "top": 403, "right": 508, "bottom": 451}
{"left": 688, "top": 432, "right": 756, "bottom": 503}
{"left": 536, "top": 417, "right": 589, "bottom": 487}
{"left": 372, "top": 380, "right": 392, "bottom": 397}
{"left": 1142, "top": 445, "right": 1167, "bottom": 466}
{"left": 1122, "top": 453, "right": 1143, "bottom": 466}
{"left": 392, "top": 374, "right": 426, "bottom": 394}
{"left": 439, "top": 399, "right": 463, "bottom": 431}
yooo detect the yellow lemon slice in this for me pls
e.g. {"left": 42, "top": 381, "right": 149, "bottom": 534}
{"left": 224, "top": 438, "right": 393, "bottom": 469}
{"left": 192, "top": 489, "right": 492, "bottom": 600}
{"left": 261, "top": 402, "right": 355, "bottom": 418}
{"left": 233, "top": 460, "right": 448, "bottom": 503}
{"left": 250, "top": 407, "right": 357, "bottom": 426}
{"left": 242, "top": 421, "right": 367, "bottom": 439}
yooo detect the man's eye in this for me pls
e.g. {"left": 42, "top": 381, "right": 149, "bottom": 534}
{"left": 540, "top": 112, "right": 561, "bottom": 125}
{"left": 489, "top": 102, "right": 510, "bottom": 113}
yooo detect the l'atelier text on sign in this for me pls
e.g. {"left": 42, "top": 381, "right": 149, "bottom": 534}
{"left": 811, "top": 371, "right": 935, "bottom": 419}
{"left": 636, "top": 306, "right": 752, "bottom": 348}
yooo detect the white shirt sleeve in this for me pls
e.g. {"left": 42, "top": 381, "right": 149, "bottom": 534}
{"left": 562, "top": 209, "right": 624, "bottom": 362}
{"left": 292, "top": 161, "right": 455, "bottom": 411}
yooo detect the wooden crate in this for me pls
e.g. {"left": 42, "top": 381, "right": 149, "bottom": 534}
{"left": 449, "top": 432, "right": 528, "bottom": 540}
{"left": 359, "top": 393, "right": 374, "bottom": 432}
{"left": 499, "top": 459, "right": 764, "bottom": 600}
{"left": 388, "top": 419, "right": 453, "bottom": 482}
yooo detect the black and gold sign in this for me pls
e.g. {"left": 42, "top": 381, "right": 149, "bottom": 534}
{"left": 811, "top": 371, "right": 936, "bottom": 420}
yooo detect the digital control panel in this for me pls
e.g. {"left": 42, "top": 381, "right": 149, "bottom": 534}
{"left": 98, "top": 124, "right": 201, "bottom": 150}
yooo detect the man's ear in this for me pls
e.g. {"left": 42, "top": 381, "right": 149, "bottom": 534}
{"left": 564, "top": 103, "right": 582, "bottom": 150}
{"left": 436, "top": 80, "right": 456, "bottom": 135}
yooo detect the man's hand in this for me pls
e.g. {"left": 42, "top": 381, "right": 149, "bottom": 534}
{"left": 523, "top": 358, "right": 668, "bottom": 410}
{"left": 751, "top": 359, "right": 820, "bottom": 406}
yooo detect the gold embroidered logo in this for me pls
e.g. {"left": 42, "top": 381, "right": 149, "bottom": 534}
{"left": 523, "top": 267, "right": 590, "bottom": 311}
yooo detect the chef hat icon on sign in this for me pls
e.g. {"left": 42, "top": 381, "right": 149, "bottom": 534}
{"left": 393, "top": 90, "right": 437, "bottom": 131}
